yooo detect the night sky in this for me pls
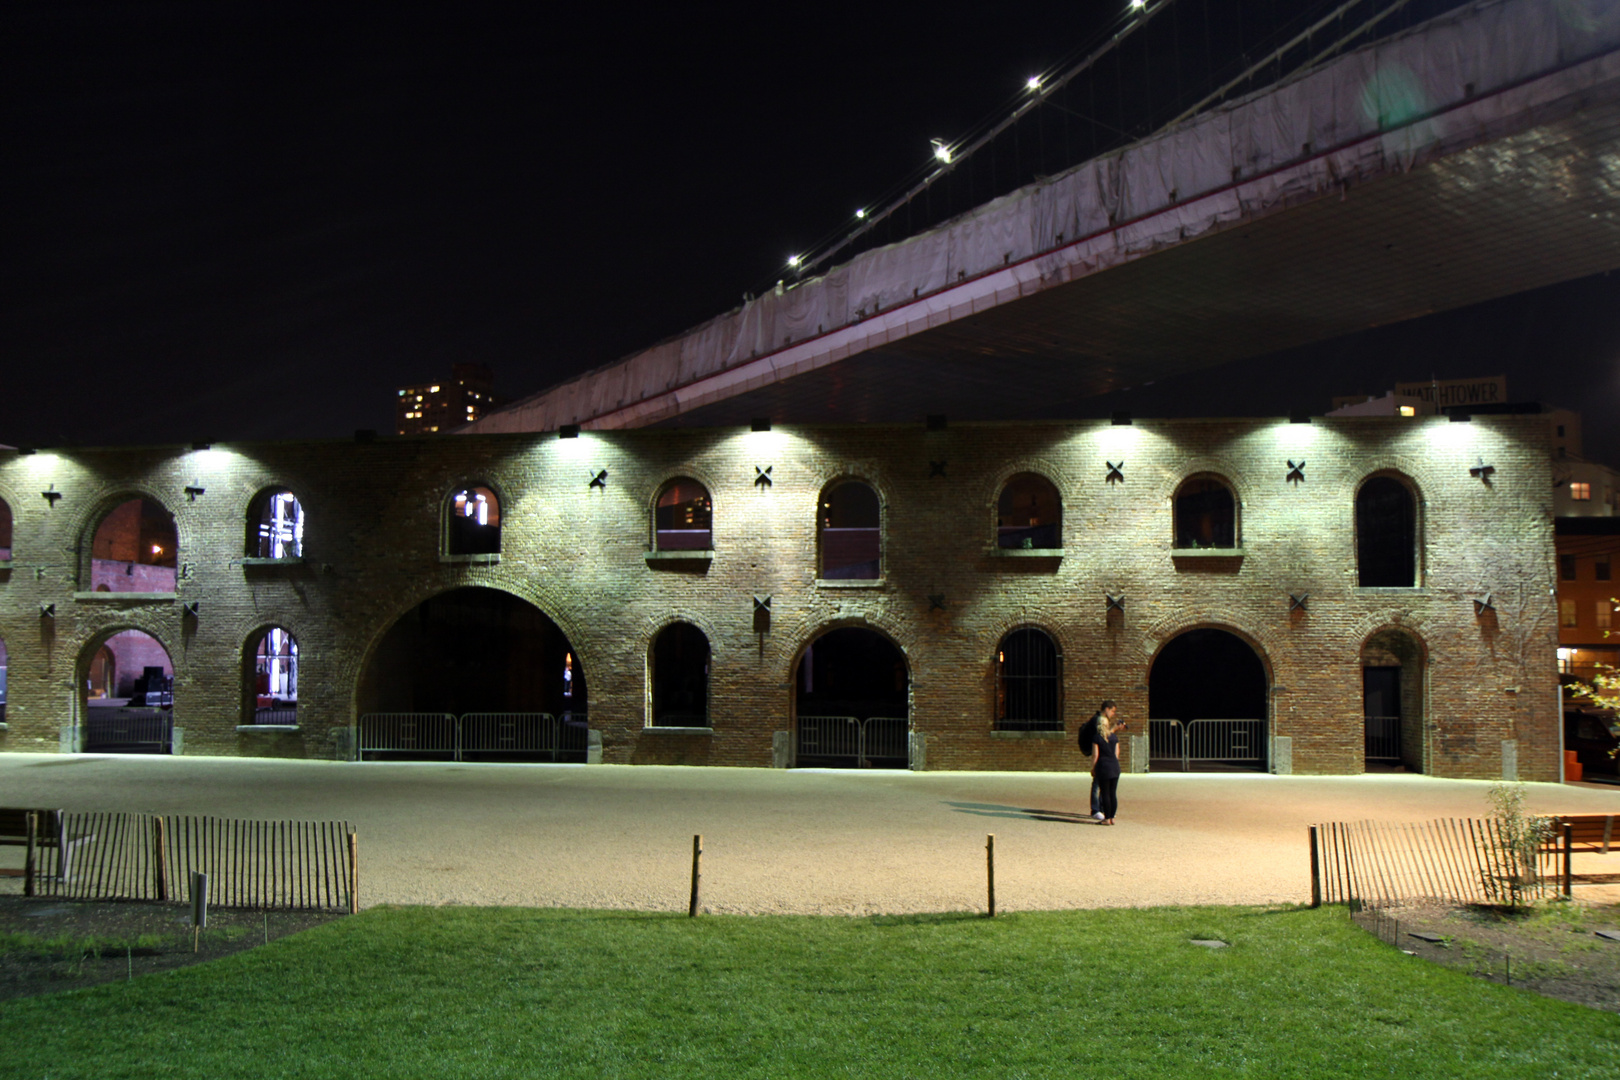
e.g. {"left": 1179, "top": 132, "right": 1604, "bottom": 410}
{"left": 5, "top": 2, "right": 1617, "bottom": 462}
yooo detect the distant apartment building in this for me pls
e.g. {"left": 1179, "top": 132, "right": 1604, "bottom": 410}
{"left": 1556, "top": 519, "right": 1620, "bottom": 684}
{"left": 396, "top": 364, "right": 497, "bottom": 435}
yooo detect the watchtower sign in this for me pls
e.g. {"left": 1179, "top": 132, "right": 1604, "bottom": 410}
{"left": 1395, "top": 376, "right": 1508, "bottom": 409}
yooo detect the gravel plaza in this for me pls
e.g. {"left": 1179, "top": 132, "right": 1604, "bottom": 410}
{"left": 3, "top": 753, "right": 1619, "bottom": 914}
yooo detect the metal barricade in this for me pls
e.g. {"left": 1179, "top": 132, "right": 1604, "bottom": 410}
{"left": 458, "top": 712, "right": 589, "bottom": 762}
{"left": 1185, "top": 719, "right": 1267, "bottom": 770}
{"left": 1148, "top": 719, "right": 1185, "bottom": 769}
{"left": 1364, "top": 715, "right": 1402, "bottom": 763}
{"left": 796, "top": 716, "right": 910, "bottom": 768}
{"left": 84, "top": 708, "right": 173, "bottom": 754}
{"left": 358, "top": 713, "right": 457, "bottom": 760}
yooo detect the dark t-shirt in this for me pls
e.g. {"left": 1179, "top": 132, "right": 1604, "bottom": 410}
{"left": 1092, "top": 730, "right": 1121, "bottom": 779}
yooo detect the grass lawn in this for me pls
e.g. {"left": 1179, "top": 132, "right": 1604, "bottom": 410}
{"left": 1, "top": 904, "right": 1616, "bottom": 1079}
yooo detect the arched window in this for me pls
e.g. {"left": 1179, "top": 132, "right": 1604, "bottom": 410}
{"left": 1357, "top": 475, "right": 1417, "bottom": 587}
{"left": 249, "top": 489, "right": 304, "bottom": 559}
{"left": 655, "top": 479, "right": 712, "bottom": 551}
{"left": 995, "top": 628, "right": 1062, "bottom": 731}
{"left": 1174, "top": 477, "right": 1236, "bottom": 549}
{"left": 447, "top": 485, "right": 501, "bottom": 555}
{"left": 651, "top": 622, "right": 710, "bottom": 726}
{"left": 819, "top": 481, "right": 880, "bottom": 580}
{"left": 90, "top": 498, "right": 178, "bottom": 593}
{"left": 248, "top": 627, "right": 299, "bottom": 725}
{"left": 0, "top": 633, "right": 8, "bottom": 724}
{"left": 997, "top": 474, "right": 1061, "bottom": 549}
{"left": 0, "top": 498, "right": 12, "bottom": 561}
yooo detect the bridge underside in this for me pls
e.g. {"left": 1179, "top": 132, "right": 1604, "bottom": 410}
{"left": 665, "top": 96, "right": 1620, "bottom": 428}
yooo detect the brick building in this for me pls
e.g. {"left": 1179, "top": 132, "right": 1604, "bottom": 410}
{"left": 0, "top": 413, "right": 1560, "bottom": 779}
{"left": 396, "top": 363, "right": 497, "bottom": 436}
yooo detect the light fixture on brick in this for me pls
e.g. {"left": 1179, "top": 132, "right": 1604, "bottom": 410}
{"left": 184, "top": 481, "right": 206, "bottom": 501}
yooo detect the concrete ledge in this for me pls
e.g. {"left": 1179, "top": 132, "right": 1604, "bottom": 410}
{"left": 815, "top": 578, "right": 885, "bottom": 588}
{"left": 989, "top": 548, "right": 1064, "bottom": 558}
{"left": 236, "top": 725, "right": 301, "bottom": 733}
{"left": 440, "top": 553, "right": 501, "bottom": 565}
{"left": 73, "top": 592, "right": 177, "bottom": 603}
{"left": 990, "top": 729, "right": 1067, "bottom": 739}
{"left": 1170, "top": 548, "right": 1245, "bottom": 559}
{"left": 642, "top": 726, "right": 714, "bottom": 735}
{"left": 241, "top": 557, "right": 304, "bottom": 567}
{"left": 645, "top": 550, "right": 713, "bottom": 562}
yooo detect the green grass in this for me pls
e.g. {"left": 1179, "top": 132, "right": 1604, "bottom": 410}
{"left": 2, "top": 905, "right": 1616, "bottom": 1079}
{"left": 0, "top": 930, "right": 169, "bottom": 957}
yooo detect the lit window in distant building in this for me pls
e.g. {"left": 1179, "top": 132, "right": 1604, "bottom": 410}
{"left": 1598, "top": 602, "right": 1613, "bottom": 631}
{"left": 1560, "top": 599, "right": 1579, "bottom": 627}
{"left": 1571, "top": 482, "right": 1592, "bottom": 501}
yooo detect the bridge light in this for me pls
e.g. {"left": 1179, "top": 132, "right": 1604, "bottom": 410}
{"left": 855, "top": 208, "right": 866, "bottom": 220}
{"left": 787, "top": 254, "right": 802, "bottom": 269}
{"left": 1026, "top": 76, "right": 1042, "bottom": 91}
{"left": 931, "top": 139, "right": 953, "bottom": 164}
{"left": 1129, "top": 0, "right": 1146, "bottom": 10}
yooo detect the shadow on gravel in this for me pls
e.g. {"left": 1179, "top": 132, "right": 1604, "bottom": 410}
{"left": 945, "top": 801, "right": 1097, "bottom": 824}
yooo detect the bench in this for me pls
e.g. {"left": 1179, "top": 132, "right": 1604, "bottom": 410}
{"left": 0, "top": 808, "right": 64, "bottom": 896}
{"left": 1546, "top": 814, "right": 1620, "bottom": 855}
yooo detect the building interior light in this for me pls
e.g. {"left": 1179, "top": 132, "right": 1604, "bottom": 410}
{"left": 1399, "top": 406, "right": 1416, "bottom": 417}
{"left": 430, "top": 386, "right": 440, "bottom": 393}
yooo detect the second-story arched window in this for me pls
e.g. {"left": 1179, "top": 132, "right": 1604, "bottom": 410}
{"left": 1174, "top": 477, "right": 1236, "bottom": 549}
{"left": 996, "top": 628, "right": 1062, "bottom": 731}
{"left": 1357, "top": 475, "right": 1417, "bottom": 587}
{"left": 819, "top": 481, "right": 880, "bottom": 580}
{"left": 655, "top": 479, "right": 712, "bottom": 551}
{"left": 249, "top": 489, "right": 304, "bottom": 559}
{"left": 447, "top": 485, "right": 501, "bottom": 555}
{"left": 91, "top": 498, "right": 178, "bottom": 593}
{"left": 997, "top": 473, "right": 1062, "bottom": 549}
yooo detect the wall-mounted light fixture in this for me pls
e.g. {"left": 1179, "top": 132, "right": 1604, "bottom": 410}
{"left": 1289, "top": 410, "right": 1311, "bottom": 424}
{"left": 1111, "top": 411, "right": 1132, "bottom": 426}
{"left": 17, "top": 447, "right": 37, "bottom": 456}
{"left": 191, "top": 440, "right": 212, "bottom": 451}
{"left": 1449, "top": 410, "right": 1471, "bottom": 422}
{"left": 751, "top": 418, "right": 772, "bottom": 433}
{"left": 184, "top": 482, "right": 206, "bottom": 501}
{"left": 559, "top": 425, "right": 580, "bottom": 439}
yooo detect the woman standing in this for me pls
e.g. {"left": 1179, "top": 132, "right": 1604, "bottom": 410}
{"left": 1090, "top": 708, "right": 1122, "bottom": 825}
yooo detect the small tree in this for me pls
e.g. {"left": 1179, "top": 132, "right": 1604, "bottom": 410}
{"left": 1487, "top": 781, "right": 1551, "bottom": 907}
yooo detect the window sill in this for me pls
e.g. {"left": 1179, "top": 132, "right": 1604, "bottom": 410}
{"left": 643, "top": 726, "right": 714, "bottom": 735}
{"left": 0, "top": 722, "right": 8, "bottom": 733}
{"left": 236, "top": 725, "right": 301, "bottom": 733}
{"left": 990, "top": 729, "right": 1068, "bottom": 740}
{"left": 241, "top": 557, "right": 304, "bottom": 567}
{"left": 73, "top": 591, "right": 177, "bottom": 603}
{"left": 990, "top": 547, "right": 1064, "bottom": 558}
{"left": 646, "top": 550, "right": 714, "bottom": 562}
{"left": 1170, "top": 547, "right": 1244, "bottom": 559}
{"left": 815, "top": 577, "right": 885, "bottom": 588}
{"left": 440, "top": 553, "right": 501, "bottom": 565}
{"left": 1356, "top": 585, "right": 1426, "bottom": 593}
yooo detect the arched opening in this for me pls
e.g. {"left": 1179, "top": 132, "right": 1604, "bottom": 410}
{"left": 446, "top": 485, "right": 501, "bottom": 556}
{"left": 0, "top": 497, "right": 12, "bottom": 561}
{"left": 651, "top": 622, "right": 709, "bottom": 726}
{"left": 249, "top": 489, "right": 304, "bottom": 559}
{"left": 82, "top": 629, "right": 173, "bottom": 753}
{"left": 245, "top": 627, "right": 299, "bottom": 725}
{"left": 1362, "top": 628, "right": 1425, "bottom": 772}
{"left": 1148, "top": 628, "right": 1268, "bottom": 771}
{"left": 357, "top": 587, "right": 584, "bottom": 761}
{"left": 0, "top": 634, "right": 8, "bottom": 724}
{"left": 794, "top": 626, "right": 909, "bottom": 768}
{"left": 654, "top": 479, "right": 712, "bottom": 551}
{"left": 995, "top": 627, "right": 1062, "bottom": 730}
{"left": 1174, "top": 477, "right": 1237, "bottom": 549}
{"left": 819, "top": 481, "right": 880, "bottom": 580}
{"left": 997, "top": 473, "right": 1062, "bottom": 549}
{"left": 1357, "top": 475, "right": 1417, "bottom": 587}
{"left": 90, "top": 498, "right": 178, "bottom": 593}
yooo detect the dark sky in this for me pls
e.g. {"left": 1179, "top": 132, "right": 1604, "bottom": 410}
{"left": 4, "top": 2, "right": 1617, "bottom": 462}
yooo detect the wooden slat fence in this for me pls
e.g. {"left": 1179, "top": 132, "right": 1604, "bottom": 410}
{"left": 33, "top": 812, "right": 356, "bottom": 912}
{"left": 1311, "top": 818, "right": 1557, "bottom": 908}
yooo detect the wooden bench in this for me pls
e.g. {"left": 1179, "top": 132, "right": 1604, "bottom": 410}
{"left": 0, "top": 808, "right": 65, "bottom": 896}
{"left": 1546, "top": 814, "right": 1620, "bottom": 855}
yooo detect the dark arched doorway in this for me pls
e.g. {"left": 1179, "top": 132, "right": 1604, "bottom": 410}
{"left": 357, "top": 587, "right": 586, "bottom": 761}
{"left": 1362, "top": 628, "right": 1425, "bottom": 773}
{"left": 82, "top": 629, "right": 174, "bottom": 753}
{"left": 794, "top": 627, "right": 909, "bottom": 768}
{"left": 1149, "top": 628, "right": 1268, "bottom": 771}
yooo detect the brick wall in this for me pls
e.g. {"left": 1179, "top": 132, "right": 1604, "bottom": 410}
{"left": 0, "top": 416, "right": 1561, "bottom": 779}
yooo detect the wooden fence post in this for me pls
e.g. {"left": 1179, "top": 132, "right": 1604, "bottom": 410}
{"left": 347, "top": 829, "right": 359, "bottom": 915}
{"left": 1309, "top": 826, "right": 1321, "bottom": 908}
{"left": 153, "top": 817, "right": 169, "bottom": 902}
{"left": 1564, "top": 823, "right": 1573, "bottom": 900}
{"left": 986, "top": 834, "right": 996, "bottom": 918}
{"left": 23, "top": 812, "right": 37, "bottom": 898}
{"left": 688, "top": 834, "right": 703, "bottom": 917}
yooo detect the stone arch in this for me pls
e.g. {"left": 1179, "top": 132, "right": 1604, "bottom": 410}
{"left": 1354, "top": 469, "right": 1424, "bottom": 587}
{"left": 80, "top": 492, "right": 180, "bottom": 593}
{"left": 1360, "top": 623, "right": 1428, "bottom": 773}
{"left": 790, "top": 618, "right": 911, "bottom": 769}
{"left": 994, "top": 623, "right": 1063, "bottom": 731}
{"left": 77, "top": 624, "right": 175, "bottom": 754}
{"left": 442, "top": 479, "right": 505, "bottom": 556}
{"left": 1147, "top": 623, "right": 1272, "bottom": 771}
{"left": 245, "top": 485, "right": 307, "bottom": 559}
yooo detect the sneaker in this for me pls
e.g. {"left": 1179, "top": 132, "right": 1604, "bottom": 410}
{"left": 1093, "top": 811, "right": 1105, "bottom": 821}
